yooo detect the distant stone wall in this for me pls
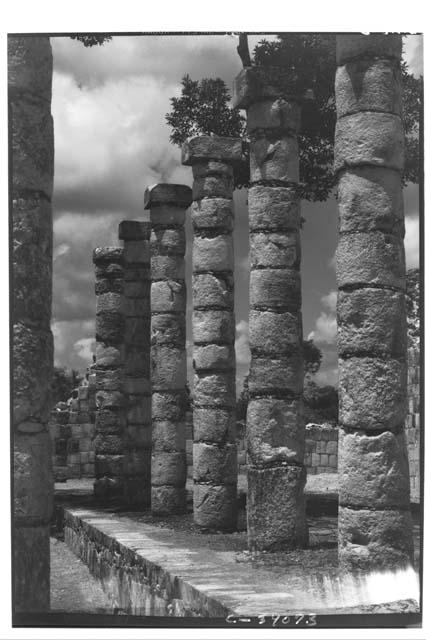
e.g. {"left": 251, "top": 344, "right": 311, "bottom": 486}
{"left": 304, "top": 424, "right": 338, "bottom": 474}
{"left": 49, "top": 369, "right": 96, "bottom": 481}
{"left": 406, "top": 346, "right": 420, "bottom": 503}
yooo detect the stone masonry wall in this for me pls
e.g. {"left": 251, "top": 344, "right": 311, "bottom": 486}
{"left": 406, "top": 346, "right": 420, "bottom": 503}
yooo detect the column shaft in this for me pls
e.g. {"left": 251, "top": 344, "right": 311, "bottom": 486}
{"left": 182, "top": 137, "right": 241, "bottom": 530}
{"left": 93, "top": 248, "right": 126, "bottom": 501}
{"left": 335, "top": 34, "right": 413, "bottom": 571}
{"left": 234, "top": 67, "right": 307, "bottom": 550}
{"left": 145, "top": 184, "right": 192, "bottom": 514}
{"left": 119, "top": 221, "right": 151, "bottom": 508}
{"left": 10, "top": 35, "right": 54, "bottom": 611}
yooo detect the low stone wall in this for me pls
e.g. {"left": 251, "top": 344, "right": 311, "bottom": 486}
{"left": 304, "top": 424, "right": 338, "bottom": 474}
{"left": 406, "top": 346, "right": 420, "bottom": 503}
{"left": 49, "top": 371, "right": 96, "bottom": 481}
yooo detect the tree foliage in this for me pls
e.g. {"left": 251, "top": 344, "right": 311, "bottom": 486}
{"left": 166, "top": 34, "right": 421, "bottom": 201}
{"left": 51, "top": 367, "right": 83, "bottom": 405}
{"left": 70, "top": 35, "right": 112, "bottom": 47}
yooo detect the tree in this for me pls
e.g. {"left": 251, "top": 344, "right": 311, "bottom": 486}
{"left": 406, "top": 267, "right": 420, "bottom": 348}
{"left": 51, "top": 367, "right": 83, "bottom": 405}
{"left": 166, "top": 34, "right": 421, "bottom": 201}
{"left": 70, "top": 34, "right": 112, "bottom": 47}
{"left": 303, "top": 338, "right": 322, "bottom": 377}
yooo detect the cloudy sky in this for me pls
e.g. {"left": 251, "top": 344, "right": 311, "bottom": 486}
{"left": 50, "top": 34, "right": 422, "bottom": 390}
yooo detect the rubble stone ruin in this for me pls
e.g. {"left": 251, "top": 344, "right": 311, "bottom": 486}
{"left": 10, "top": 32, "right": 417, "bottom": 611}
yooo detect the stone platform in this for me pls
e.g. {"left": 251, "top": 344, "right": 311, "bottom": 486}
{"left": 56, "top": 489, "right": 421, "bottom": 619}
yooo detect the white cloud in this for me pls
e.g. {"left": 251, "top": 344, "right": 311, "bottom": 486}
{"left": 405, "top": 215, "right": 420, "bottom": 269}
{"left": 235, "top": 319, "right": 250, "bottom": 368}
{"left": 74, "top": 337, "right": 95, "bottom": 362}
{"left": 403, "top": 35, "right": 423, "bottom": 78}
{"left": 307, "top": 290, "right": 337, "bottom": 345}
{"left": 53, "top": 242, "right": 70, "bottom": 262}
{"left": 52, "top": 319, "right": 95, "bottom": 372}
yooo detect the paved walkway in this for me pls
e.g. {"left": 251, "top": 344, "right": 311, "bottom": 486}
{"left": 50, "top": 536, "right": 112, "bottom": 613}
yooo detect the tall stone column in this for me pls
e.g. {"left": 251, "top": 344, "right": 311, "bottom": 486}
{"left": 334, "top": 34, "right": 413, "bottom": 571}
{"left": 10, "top": 36, "right": 54, "bottom": 611}
{"left": 119, "top": 221, "right": 151, "bottom": 508}
{"left": 144, "top": 184, "right": 192, "bottom": 514}
{"left": 93, "top": 247, "right": 126, "bottom": 501}
{"left": 182, "top": 137, "right": 241, "bottom": 530}
{"left": 234, "top": 68, "right": 307, "bottom": 550}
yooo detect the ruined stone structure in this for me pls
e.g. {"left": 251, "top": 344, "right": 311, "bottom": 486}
{"left": 334, "top": 34, "right": 413, "bottom": 570}
{"left": 49, "top": 370, "right": 96, "bottom": 481}
{"left": 93, "top": 247, "right": 126, "bottom": 501}
{"left": 233, "top": 68, "right": 307, "bottom": 550}
{"left": 182, "top": 137, "right": 241, "bottom": 530}
{"left": 119, "top": 221, "right": 151, "bottom": 507}
{"left": 144, "top": 184, "right": 192, "bottom": 514}
{"left": 10, "top": 35, "right": 54, "bottom": 611}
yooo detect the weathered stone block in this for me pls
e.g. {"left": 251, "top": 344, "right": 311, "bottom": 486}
{"left": 250, "top": 231, "right": 300, "bottom": 269}
{"left": 95, "top": 454, "right": 125, "bottom": 477}
{"left": 250, "top": 136, "right": 299, "bottom": 183}
{"left": 233, "top": 66, "right": 295, "bottom": 109}
{"left": 336, "top": 232, "right": 405, "bottom": 290}
{"left": 193, "top": 310, "right": 234, "bottom": 344}
{"left": 337, "top": 288, "right": 406, "bottom": 357}
{"left": 247, "top": 465, "right": 307, "bottom": 551}
{"left": 151, "top": 486, "right": 186, "bottom": 515}
{"left": 124, "top": 317, "right": 150, "bottom": 349}
{"left": 127, "top": 395, "right": 151, "bottom": 424}
{"left": 250, "top": 269, "right": 301, "bottom": 311}
{"left": 96, "top": 313, "right": 124, "bottom": 344}
{"left": 248, "top": 185, "right": 300, "bottom": 231}
{"left": 93, "top": 247, "right": 123, "bottom": 266}
{"left": 152, "top": 392, "right": 186, "bottom": 421}
{"left": 11, "top": 100, "right": 54, "bottom": 197}
{"left": 151, "top": 346, "right": 186, "bottom": 391}
{"left": 338, "top": 506, "right": 413, "bottom": 571}
{"left": 152, "top": 421, "right": 185, "bottom": 452}
{"left": 339, "top": 356, "right": 407, "bottom": 430}
{"left": 151, "top": 227, "right": 185, "bottom": 256}
{"left": 123, "top": 477, "right": 150, "bottom": 508}
{"left": 182, "top": 135, "right": 243, "bottom": 165}
{"left": 94, "top": 476, "right": 123, "bottom": 499}
{"left": 193, "top": 408, "right": 236, "bottom": 444}
{"left": 336, "top": 34, "right": 402, "bottom": 65}
{"left": 123, "top": 266, "right": 150, "bottom": 283}
{"left": 13, "top": 323, "right": 53, "bottom": 426}
{"left": 151, "top": 280, "right": 185, "bottom": 313}
{"left": 249, "top": 310, "right": 301, "bottom": 355}
{"left": 193, "top": 484, "right": 237, "bottom": 530}
{"left": 93, "top": 434, "right": 124, "bottom": 455}
{"left": 123, "top": 280, "right": 150, "bottom": 299}
{"left": 193, "top": 235, "right": 233, "bottom": 273}
{"left": 336, "top": 59, "right": 401, "bottom": 118}
{"left": 247, "top": 98, "right": 301, "bottom": 133}
{"left": 249, "top": 356, "right": 304, "bottom": 395}
{"left": 334, "top": 112, "right": 404, "bottom": 172}
{"left": 151, "top": 451, "right": 186, "bottom": 486}
{"left": 193, "top": 443, "right": 237, "bottom": 484}
{"left": 144, "top": 183, "right": 193, "bottom": 209}
{"left": 193, "top": 344, "right": 235, "bottom": 371}
{"left": 96, "top": 389, "right": 126, "bottom": 409}
{"left": 14, "top": 432, "right": 53, "bottom": 521}
{"left": 96, "top": 292, "right": 123, "bottom": 315}
{"left": 193, "top": 372, "right": 235, "bottom": 407}
{"left": 151, "top": 313, "right": 185, "bottom": 347}
{"left": 95, "top": 409, "right": 126, "bottom": 434}
{"left": 96, "top": 343, "right": 124, "bottom": 369}
{"left": 149, "top": 205, "right": 187, "bottom": 227}
{"left": 151, "top": 255, "right": 185, "bottom": 281}
{"left": 122, "top": 240, "right": 150, "bottom": 265}
{"left": 95, "top": 277, "right": 123, "bottom": 295}
{"left": 337, "top": 167, "right": 404, "bottom": 235}
{"left": 127, "top": 424, "right": 151, "bottom": 448}
{"left": 246, "top": 397, "right": 305, "bottom": 465}
{"left": 339, "top": 429, "right": 410, "bottom": 509}
{"left": 118, "top": 220, "right": 150, "bottom": 242}
{"left": 191, "top": 198, "right": 234, "bottom": 231}
{"left": 123, "top": 297, "right": 151, "bottom": 317}
{"left": 192, "top": 273, "right": 233, "bottom": 309}
{"left": 12, "top": 197, "right": 52, "bottom": 324}
{"left": 192, "top": 160, "right": 233, "bottom": 178}
{"left": 124, "top": 345, "right": 150, "bottom": 378}
{"left": 126, "top": 450, "right": 151, "bottom": 475}
{"left": 124, "top": 376, "right": 150, "bottom": 395}
{"left": 193, "top": 175, "right": 233, "bottom": 200}
{"left": 14, "top": 524, "right": 50, "bottom": 611}
{"left": 8, "top": 36, "right": 52, "bottom": 100}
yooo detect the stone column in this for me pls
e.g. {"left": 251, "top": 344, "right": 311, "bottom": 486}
{"left": 334, "top": 34, "right": 413, "bottom": 571}
{"left": 10, "top": 36, "right": 54, "bottom": 611}
{"left": 234, "top": 68, "right": 307, "bottom": 550}
{"left": 93, "top": 247, "right": 126, "bottom": 501}
{"left": 119, "top": 221, "right": 152, "bottom": 508}
{"left": 182, "top": 137, "right": 241, "bottom": 530}
{"left": 144, "top": 184, "right": 192, "bottom": 514}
